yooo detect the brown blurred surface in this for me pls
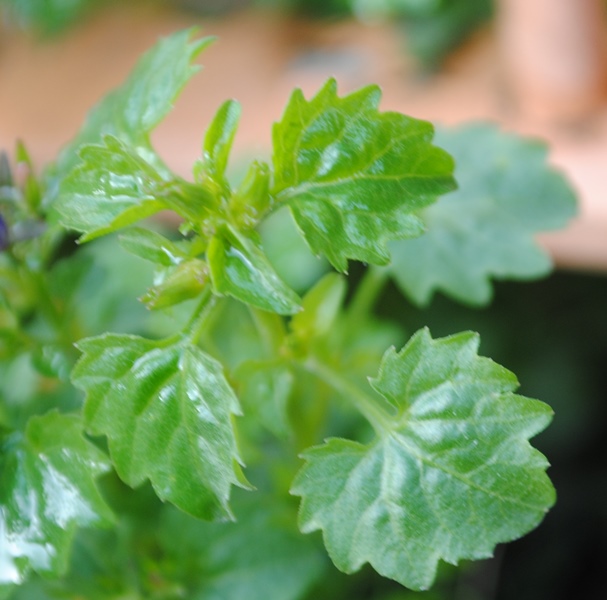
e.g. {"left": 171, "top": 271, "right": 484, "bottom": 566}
{"left": 1, "top": 3, "right": 607, "bottom": 270}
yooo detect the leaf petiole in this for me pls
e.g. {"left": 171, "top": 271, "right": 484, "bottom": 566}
{"left": 346, "top": 265, "right": 390, "bottom": 324}
{"left": 183, "top": 286, "right": 218, "bottom": 346}
{"left": 302, "top": 356, "right": 392, "bottom": 435}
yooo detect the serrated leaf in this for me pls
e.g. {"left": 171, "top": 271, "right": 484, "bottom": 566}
{"left": 56, "top": 136, "right": 167, "bottom": 240}
{"left": 292, "top": 328, "right": 555, "bottom": 590}
{"left": 118, "top": 227, "right": 187, "bottom": 266}
{"left": 56, "top": 135, "right": 218, "bottom": 240}
{"left": 50, "top": 29, "right": 212, "bottom": 186}
{"left": 271, "top": 79, "right": 456, "bottom": 271}
{"left": 71, "top": 334, "right": 248, "bottom": 520}
{"left": 388, "top": 123, "right": 578, "bottom": 306}
{"left": 208, "top": 224, "right": 301, "bottom": 315}
{"left": 0, "top": 411, "right": 112, "bottom": 593}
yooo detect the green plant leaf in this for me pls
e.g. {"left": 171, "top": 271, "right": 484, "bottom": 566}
{"left": 290, "top": 273, "right": 346, "bottom": 343}
{"left": 271, "top": 78, "right": 456, "bottom": 271}
{"left": 292, "top": 328, "right": 555, "bottom": 590}
{"left": 55, "top": 136, "right": 168, "bottom": 240}
{"left": 118, "top": 227, "right": 187, "bottom": 266}
{"left": 50, "top": 29, "right": 213, "bottom": 185}
{"left": 388, "top": 123, "right": 578, "bottom": 306}
{"left": 141, "top": 259, "right": 209, "bottom": 310}
{"left": 0, "top": 411, "right": 112, "bottom": 593}
{"left": 71, "top": 334, "right": 249, "bottom": 520}
{"left": 208, "top": 224, "right": 301, "bottom": 315}
{"left": 200, "top": 99, "right": 241, "bottom": 189}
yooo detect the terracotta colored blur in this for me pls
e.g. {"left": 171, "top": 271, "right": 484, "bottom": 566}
{"left": 497, "top": 0, "right": 607, "bottom": 121}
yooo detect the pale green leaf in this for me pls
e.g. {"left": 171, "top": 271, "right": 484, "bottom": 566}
{"left": 0, "top": 411, "right": 112, "bottom": 593}
{"left": 118, "top": 227, "right": 187, "bottom": 266}
{"left": 389, "top": 123, "right": 578, "bottom": 306}
{"left": 208, "top": 224, "right": 301, "bottom": 315}
{"left": 292, "top": 328, "right": 555, "bottom": 590}
{"left": 271, "top": 79, "right": 456, "bottom": 271}
{"left": 56, "top": 135, "right": 217, "bottom": 241}
{"left": 201, "top": 99, "right": 241, "bottom": 188}
{"left": 71, "top": 334, "right": 248, "bottom": 520}
{"left": 290, "top": 273, "right": 346, "bottom": 342}
{"left": 56, "top": 136, "right": 167, "bottom": 240}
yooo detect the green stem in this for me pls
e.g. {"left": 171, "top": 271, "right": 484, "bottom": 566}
{"left": 346, "top": 265, "right": 389, "bottom": 323}
{"left": 302, "top": 357, "right": 391, "bottom": 435}
{"left": 183, "top": 287, "right": 217, "bottom": 345}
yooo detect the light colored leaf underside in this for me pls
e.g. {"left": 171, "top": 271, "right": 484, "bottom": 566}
{"left": 292, "top": 328, "right": 555, "bottom": 590}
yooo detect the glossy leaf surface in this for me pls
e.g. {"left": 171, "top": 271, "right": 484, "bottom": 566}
{"left": 71, "top": 334, "right": 247, "bottom": 520}
{"left": 389, "top": 123, "right": 578, "bottom": 305}
{"left": 0, "top": 412, "right": 112, "bottom": 593}
{"left": 118, "top": 227, "right": 187, "bottom": 266}
{"left": 292, "top": 328, "right": 555, "bottom": 590}
{"left": 56, "top": 136, "right": 167, "bottom": 240}
{"left": 208, "top": 225, "right": 301, "bottom": 315}
{"left": 271, "top": 79, "right": 456, "bottom": 271}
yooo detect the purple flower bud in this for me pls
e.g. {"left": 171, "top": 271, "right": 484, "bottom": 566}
{"left": 0, "top": 215, "right": 9, "bottom": 251}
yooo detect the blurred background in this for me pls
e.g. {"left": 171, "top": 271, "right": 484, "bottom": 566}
{"left": 1, "top": 1, "right": 607, "bottom": 598}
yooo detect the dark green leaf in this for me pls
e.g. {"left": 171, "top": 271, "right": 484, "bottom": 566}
{"left": 292, "top": 328, "right": 555, "bottom": 590}
{"left": 271, "top": 79, "right": 455, "bottom": 271}
{"left": 208, "top": 224, "right": 301, "bottom": 315}
{"left": 389, "top": 123, "right": 578, "bottom": 305}
{"left": 0, "top": 411, "right": 112, "bottom": 593}
{"left": 71, "top": 334, "right": 249, "bottom": 520}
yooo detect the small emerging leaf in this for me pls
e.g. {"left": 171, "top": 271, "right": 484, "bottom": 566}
{"left": 200, "top": 99, "right": 241, "bottom": 190}
{"left": 72, "top": 334, "right": 248, "bottom": 520}
{"left": 292, "top": 328, "right": 555, "bottom": 590}
{"left": 141, "top": 259, "right": 208, "bottom": 310}
{"left": 272, "top": 79, "right": 456, "bottom": 271}
{"left": 0, "top": 411, "right": 112, "bottom": 593}
{"left": 208, "top": 225, "right": 301, "bottom": 315}
{"left": 290, "top": 272, "right": 346, "bottom": 343}
{"left": 229, "top": 160, "right": 272, "bottom": 230}
{"left": 389, "top": 123, "right": 578, "bottom": 306}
